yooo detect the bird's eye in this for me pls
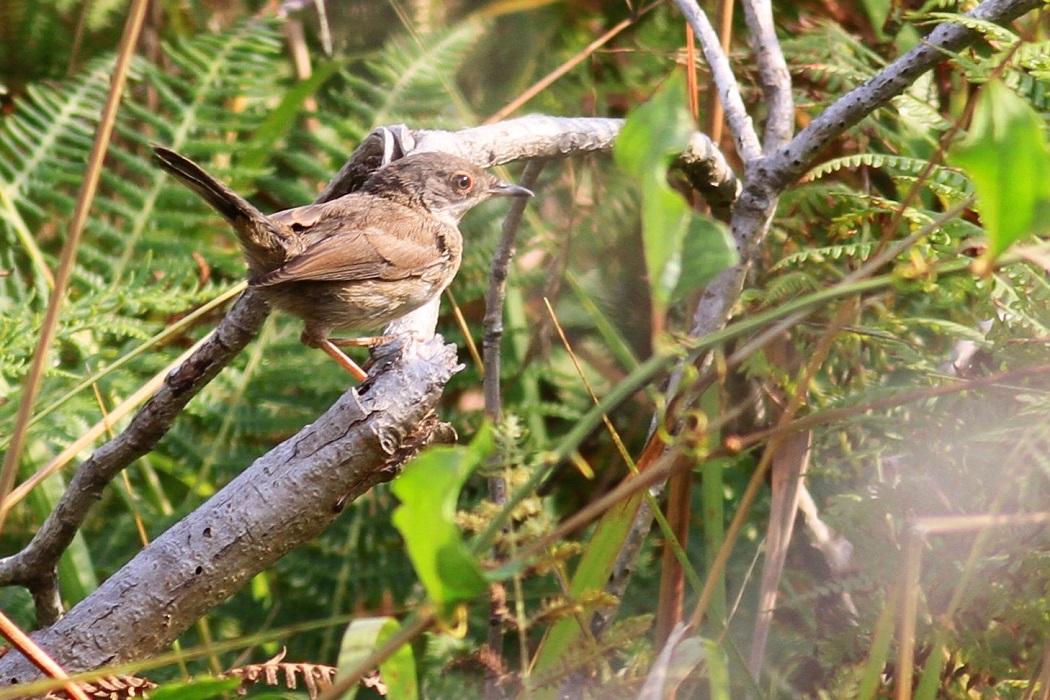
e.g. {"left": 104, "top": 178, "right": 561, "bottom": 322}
{"left": 451, "top": 172, "right": 474, "bottom": 192}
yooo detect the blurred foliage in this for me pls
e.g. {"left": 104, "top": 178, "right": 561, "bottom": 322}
{"left": 1, "top": 1, "right": 1050, "bottom": 699}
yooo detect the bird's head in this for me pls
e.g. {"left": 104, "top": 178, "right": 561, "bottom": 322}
{"left": 362, "top": 152, "right": 533, "bottom": 225}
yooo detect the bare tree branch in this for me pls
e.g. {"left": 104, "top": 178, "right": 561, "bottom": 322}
{"left": 748, "top": 430, "right": 811, "bottom": 680}
{"left": 695, "top": 0, "right": 1042, "bottom": 336}
{"left": 674, "top": 0, "right": 763, "bottom": 162}
{"left": 319, "top": 117, "right": 738, "bottom": 212}
{"left": 0, "top": 336, "right": 460, "bottom": 683}
{"left": 767, "top": 0, "right": 1043, "bottom": 191}
{"left": 741, "top": 0, "right": 794, "bottom": 151}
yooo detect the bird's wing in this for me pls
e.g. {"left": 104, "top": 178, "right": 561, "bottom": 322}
{"left": 250, "top": 226, "right": 441, "bottom": 286}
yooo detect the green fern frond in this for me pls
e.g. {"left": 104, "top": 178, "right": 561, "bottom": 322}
{"left": 1012, "top": 39, "right": 1050, "bottom": 72}
{"left": 0, "top": 64, "right": 114, "bottom": 197}
{"left": 0, "top": 19, "right": 291, "bottom": 404}
{"left": 992, "top": 265, "right": 1050, "bottom": 338}
{"left": 799, "top": 189, "right": 982, "bottom": 250}
{"left": 1003, "top": 69, "right": 1050, "bottom": 112}
{"left": 0, "top": 20, "right": 289, "bottom": 305}
{"left": 805, "top": 154, "right": 973, "bottom": 200}
{"left": 893, "top": 92, "right": 955, "bottom": 133}
{"left": 772, "top": 245, "right": 877, "bottom": 272}
{"left": 899, "top": 316, "right": 990, "bottom": 346}
{"left": 0, "top": 60, "right": 114, "bottom": 294}
{"left": 951, "top": 42, "right": 1050, "bottom": 111}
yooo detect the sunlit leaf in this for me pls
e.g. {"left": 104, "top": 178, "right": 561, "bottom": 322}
{"left": 949, "top": 79, "right": 1050, "bottom": 259}
{"left": 391, "top": 425, "right": 492, "bottom": 613}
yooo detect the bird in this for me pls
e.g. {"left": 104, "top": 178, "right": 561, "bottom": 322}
{"left": 153, "top": 146, "right": 533, "bottom": 380}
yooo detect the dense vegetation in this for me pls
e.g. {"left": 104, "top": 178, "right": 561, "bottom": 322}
{"left": 1, "top": 1, "right": 1049, "bottom": 698}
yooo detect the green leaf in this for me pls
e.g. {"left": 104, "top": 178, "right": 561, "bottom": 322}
{"left": 336, "top": 616, "right": 419, "bottom": 700}
{"left": 148, "top": 678, "right": 242, "bottom": 700}
{"left": 614, "top": 74, "right": 737, "bottom": 314}
{"left": 615, "top": 76, "right": 695, "bottom": 180}
{"left": 391, "top": 426, "right": 492, "bottom": 613}
{"left": 949, "top": 79, "right": 1050, "bottom": 259}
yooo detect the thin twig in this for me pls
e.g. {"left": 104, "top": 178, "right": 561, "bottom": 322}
{"left": 482, "top": 160, "right": 546, "bottom": 419}
{"left": 705, "top": 0, "right": 734, "bottom": 145}
{"left": 282, "top": 19, "right": 321, "bottom": 133}
{"left": 895, "top": 528, "right": 924, "bottom": 700}
{"left": 480, "top": 159, "right": 543, "bottom": 699}
{"left": 685, "top": 23, "right": 699, "bottom": 120}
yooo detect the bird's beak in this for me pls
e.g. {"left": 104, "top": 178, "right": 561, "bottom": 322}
{"left": 489, "top": 181, "right": 534, "bottom": 198}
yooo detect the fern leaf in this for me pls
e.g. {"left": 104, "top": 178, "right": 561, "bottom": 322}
{"left": 805, "top": 153, "right": 973, "bottom": 200}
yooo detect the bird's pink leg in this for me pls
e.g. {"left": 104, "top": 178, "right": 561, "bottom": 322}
{"left": 318, "top": 339, "right": 368, "bottom": 381}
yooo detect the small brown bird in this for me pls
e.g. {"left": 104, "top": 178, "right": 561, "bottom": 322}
{"left": 153, "top": 146, "right": 533, "bottom": 380}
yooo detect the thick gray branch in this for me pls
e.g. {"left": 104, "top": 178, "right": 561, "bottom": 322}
{"left": 318, "top": 117, "right": 621, "bottom": 201}
{"left": 0, "top": 338, "right": 459, "bottom": 683}
{"left": 480, "top": 159, "right": 545, "bottom": 699}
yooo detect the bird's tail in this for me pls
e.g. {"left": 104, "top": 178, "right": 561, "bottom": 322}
{"left": 153, "top": 146, "right": 288, "bottom": 269}
{"left": 152, "top": 146, "right": 262, "bottom": 225}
